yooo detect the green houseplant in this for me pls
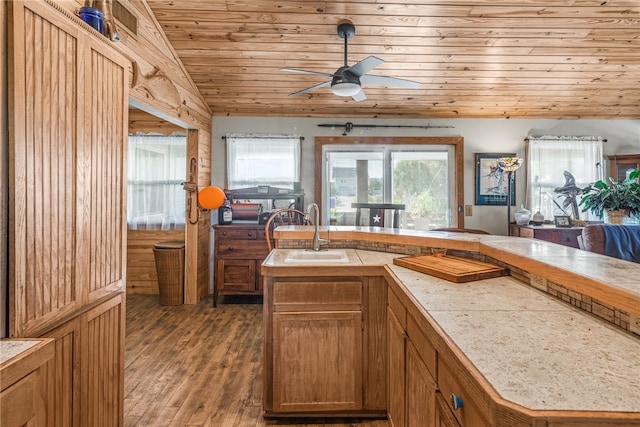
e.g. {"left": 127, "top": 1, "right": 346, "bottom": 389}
{"left": 579, "top": 169, "right": 640, "bottom": 223}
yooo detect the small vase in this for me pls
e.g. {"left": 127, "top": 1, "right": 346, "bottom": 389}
{"left": 604, "top": 209, "right": 628, "bottom": 224}
{"left": 514, "top": 205, "right": 531, "bottom": 225}
{"left": 531, "top": 211, "right": 545, "bottom": 226}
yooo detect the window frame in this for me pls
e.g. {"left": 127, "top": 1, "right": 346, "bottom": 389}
{"left": 314, "top": 136, "right": 464, "bottom": 227}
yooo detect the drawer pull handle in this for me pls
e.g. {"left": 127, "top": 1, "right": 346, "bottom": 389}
{"left": 451, "top": 393, "right": 463, "bottom": 410}
{"left": 228, "top": 247, "right": 233, "bottom": 251}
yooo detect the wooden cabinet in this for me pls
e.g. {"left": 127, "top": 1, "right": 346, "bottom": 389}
{"left": 7, "top": 2, "right": 129, "bottom": 425}
{"left": 213, "top": 224, "right": 269, "bottom": 303}
{"left": 273, "top": 311, "right": 363, "bottom": 412}
{"left": 0, "top": 339, "right": 55, "bottom": 427}
{"left": 510, "top": 224, "right": 583, "bottom": 248}
{"left": 608, "top": 154, "right": 640, "bottom": 182}
{"left": 263, "top": 272, "right": 387, "bottom": 418}
{"left": 43, "top": 293, "right": 125, "bottom": 427}
{"left": 8, "top": 0, "right": 128, "bottom": 333}
{"left": 270, "top": 279, "right": 363, "bottom": 413}
{"left": 387, "top": 287, "right": 437, "bottom": 427}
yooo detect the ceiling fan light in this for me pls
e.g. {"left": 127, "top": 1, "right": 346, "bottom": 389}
{"left": 331, "top": 82, "right": 361, "bottom": 97}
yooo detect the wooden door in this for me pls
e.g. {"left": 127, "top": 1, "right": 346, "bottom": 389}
{"left": 406, "top": 341, "right": 437, "bottom": 427}
{"left": 272, "top": 311, "right": 363, "bottom": 412}
{"left": 387, "top": 309, "right": 406, "bottom": 427}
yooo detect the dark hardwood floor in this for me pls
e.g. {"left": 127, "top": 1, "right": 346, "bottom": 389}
{"left": 125, "top": 294, "right": 390, "bottom": 427}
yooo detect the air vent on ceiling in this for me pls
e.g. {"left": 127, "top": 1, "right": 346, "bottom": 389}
{"left": 112, "top": 0, "right": 137, "bottom": 37}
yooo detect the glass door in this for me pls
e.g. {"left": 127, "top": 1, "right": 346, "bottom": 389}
{"left": 325, "top": 150, "right": 384, "bottom": 226}
{"left": 323, "top": 145, "right": 454, "bottom": 230}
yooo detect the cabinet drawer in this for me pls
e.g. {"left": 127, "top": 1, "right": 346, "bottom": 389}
{"left": 217, "top": 240, "right": 268, "bottom": 258}
{"left": 406, "top": 314, "right": 436, "bottom": 379}
{"left": 437, "top": 357, "right": 490, "bottom": 427}
{"left": 273, "top": 280, "right": 362, "bottom": 309}
{"left": 217, "top": 228, "right": 258, "bottom": 240}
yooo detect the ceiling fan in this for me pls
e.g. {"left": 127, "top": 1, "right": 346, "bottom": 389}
{"left": 280, "top": 21, "right": 420, "bottom": 102}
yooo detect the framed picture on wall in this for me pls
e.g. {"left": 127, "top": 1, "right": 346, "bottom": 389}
{"left": 475, "top": 153, "right": 517, "bottom": 205}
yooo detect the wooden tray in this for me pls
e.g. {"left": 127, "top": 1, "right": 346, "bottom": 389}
{"left": 393, "top": 254, "right": 507, "bottom": 283}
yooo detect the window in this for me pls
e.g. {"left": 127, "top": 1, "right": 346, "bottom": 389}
{"left": 127, "top": 134, "right": 187, "bottom": 229}
{"left": 226, "top": 134, "right": 301, "bottom": 189}
{"left": 322, "top": 143, "right": 456, "bottom": 230}
{"left": 526, "top": 136, "right": 604, "bottom": 221}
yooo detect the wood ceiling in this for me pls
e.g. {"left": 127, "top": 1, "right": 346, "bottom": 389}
{"left": 146, "top": 1, "right": 639, "bottom": 119}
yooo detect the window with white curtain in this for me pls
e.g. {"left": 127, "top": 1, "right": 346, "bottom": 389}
{"left": 526, "top": 135, "right": 604, "bottom": 222}
{"left": 226, "top": 134, "right": 301, "bottom": 190}
{"left": 127, "top": 134, "right": 187, "bottom": 229}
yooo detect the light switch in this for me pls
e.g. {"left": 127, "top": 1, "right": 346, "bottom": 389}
{"left": 464, "top": 205, "right": 472, "bottom": 216}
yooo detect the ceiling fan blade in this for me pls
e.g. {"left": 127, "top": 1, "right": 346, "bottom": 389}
{"left": 288, "top": 80, "right": 332, "bottom": 96}
{"left": 352, "top": 89, "right": 367, "bottom": 102}
{"left": 360, "top": 74, "right": 420, "bottom": 89}
{"left": 280, "top": 68, "right": 335, "bottom": 78}
{"left": 348, "top": 56, "right": 384, "bottom": 77}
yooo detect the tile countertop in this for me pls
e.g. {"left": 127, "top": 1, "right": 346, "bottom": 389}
{"left": 264, "top": 247, "right": 640, "bottom": 414}
{"left": 0, "top": 339, "right": 47, "bottom": 364}
{"left": 272, "top": 226, "right": 640, "bottom": 313}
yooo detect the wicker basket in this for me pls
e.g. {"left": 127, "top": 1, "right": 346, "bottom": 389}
{"left": 153, "top": 241, "right": 185, "bottom": 305}
{"left": 604, "top": 209, "right": 628, "bottom": 224}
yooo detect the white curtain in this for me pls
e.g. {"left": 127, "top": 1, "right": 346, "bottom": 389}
{"left": 526, "top": 135, "right": 604, "bottom": 221}
{"left": 127, "top": 134, "right": 187, "bottom": 229}
{"left": 226, "top": 134, "right": 301, "bottom": 189}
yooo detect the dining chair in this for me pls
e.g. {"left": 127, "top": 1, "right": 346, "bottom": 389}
{"left": 264, "top": 208, "right": 312, "bottom": 252}
{"left": 351, "top": 203, "right": 406, "bottom": 228}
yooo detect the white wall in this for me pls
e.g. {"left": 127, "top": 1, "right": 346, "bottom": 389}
{"left": 211, "top": 117, "right": 640, "bottom": 235}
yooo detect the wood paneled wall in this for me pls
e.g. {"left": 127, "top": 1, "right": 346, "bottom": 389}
{"left": 127, "top": 229, "right": 185, "bottom": 295}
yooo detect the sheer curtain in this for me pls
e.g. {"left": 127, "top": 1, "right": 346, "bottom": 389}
{"left": 526, "top": 135, "right": 604, "bottom": 221}
{"left": 127, "top": 134, "right": 187, "bottom": 229}
{"left": 226, "top": 134, "right": 301, "bottom": 189}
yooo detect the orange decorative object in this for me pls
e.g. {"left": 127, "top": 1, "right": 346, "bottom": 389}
{"left": 198, "top": 186, "right": 226, "bottom": 210}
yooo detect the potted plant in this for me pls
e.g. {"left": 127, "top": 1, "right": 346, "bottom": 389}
{"left": 579, "top": 169, "right": 640, "bottom": 223}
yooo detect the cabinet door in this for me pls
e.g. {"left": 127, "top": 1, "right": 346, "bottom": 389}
{"left": 435, "top": 392, "right": 461, "bottom": 427}
{"left": 0, "top": 372, "right": 46, "bottom": 427}
{"left": 217, "top": 259, "right": 256, "bottom": 293}
{"left": 388, "top": 308, "right": 406, "bottom": 427}
{"left": 406, "top": 341, "right": 437, "bottom": 427}
{"left": 272, "top": 311, "right": 363, "bottom": 412}
{"left": 438, "top": 358, "right": 490, "bottom": 427}
{"left": 8, "top": 0, "right": 128, "bottom": 337}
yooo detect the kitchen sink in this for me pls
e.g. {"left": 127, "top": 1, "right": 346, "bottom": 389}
{"left": 283, "top": 249, "right": 350, "bottom": 264}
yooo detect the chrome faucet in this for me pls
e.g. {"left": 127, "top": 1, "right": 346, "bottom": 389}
{"left": 307, "top": 203, "right": 330, "bottom": 251}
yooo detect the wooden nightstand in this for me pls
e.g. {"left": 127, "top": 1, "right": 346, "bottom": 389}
{"left": 213, "top": 224, "right": 269, "bottom": 305}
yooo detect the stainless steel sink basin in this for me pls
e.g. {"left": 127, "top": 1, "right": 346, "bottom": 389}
{"left": 283, "top": 249, "right": 350, "bottom": 264}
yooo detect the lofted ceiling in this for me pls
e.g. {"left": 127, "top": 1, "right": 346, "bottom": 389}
{"left": 146, "top": 1, "right": 640, "bottom": 119}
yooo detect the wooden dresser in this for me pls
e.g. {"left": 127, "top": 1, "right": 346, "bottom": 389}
{"left": 213, "top": 224, "right": 270, "bottom": 305}
{"left": 510, "top": 224, "right": 583, "bottom": 248}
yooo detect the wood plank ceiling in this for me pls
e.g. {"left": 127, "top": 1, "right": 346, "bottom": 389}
{"left": 146, "top": 0, "right": 640, "bottom": 119}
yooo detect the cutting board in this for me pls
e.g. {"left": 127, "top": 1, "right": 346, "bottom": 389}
{"left": 393, "top": 254, "right": 508, "bottom": 283}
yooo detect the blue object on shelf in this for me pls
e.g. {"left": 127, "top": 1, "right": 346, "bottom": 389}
{"left": 78, "top": 7, "right": 104, "bottom": 34}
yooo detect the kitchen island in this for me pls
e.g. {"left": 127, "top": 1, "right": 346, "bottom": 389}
{"left": 261, "top": 227, "right": 640, "bottom": 426}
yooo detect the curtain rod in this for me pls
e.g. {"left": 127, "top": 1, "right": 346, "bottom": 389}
{"left": 222, "top": 135, "right": 304, "bottom": 141}
{"left": 525, "top": 136, "right": 607, "bottom": 142}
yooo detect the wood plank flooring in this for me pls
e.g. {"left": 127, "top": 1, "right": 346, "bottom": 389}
{"left": 125, "top": 295, "right": 390, "bottom": 427}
